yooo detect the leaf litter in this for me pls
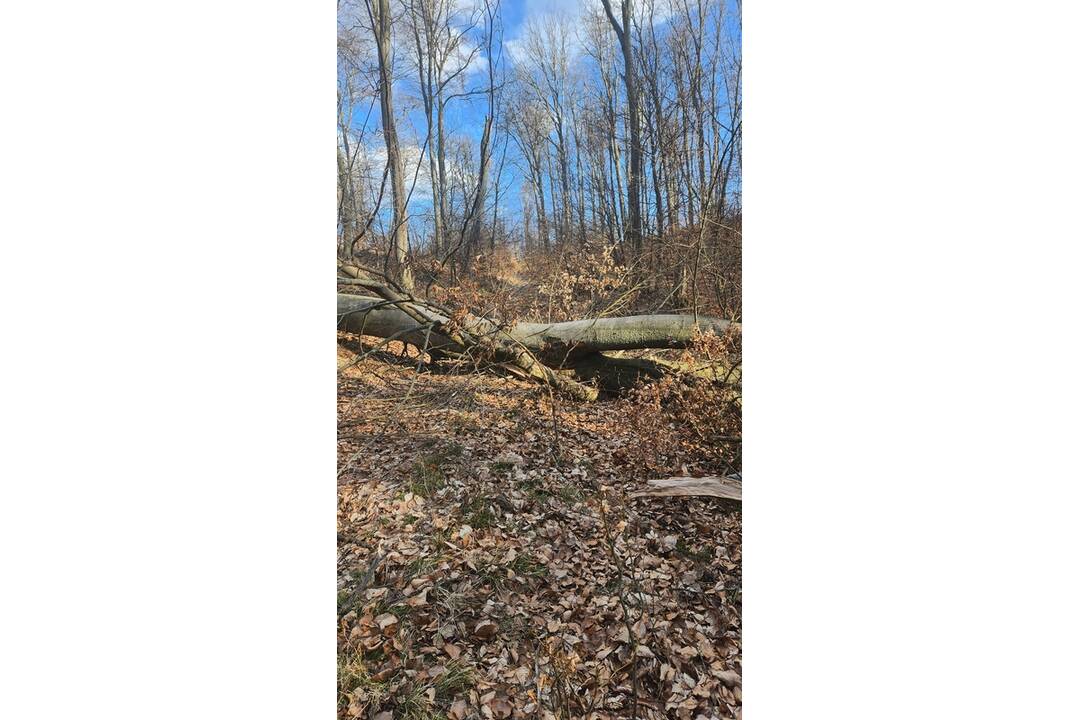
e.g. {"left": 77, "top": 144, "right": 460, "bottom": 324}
{"left": 338, "top": 341, "right": 741, "bottom": 719}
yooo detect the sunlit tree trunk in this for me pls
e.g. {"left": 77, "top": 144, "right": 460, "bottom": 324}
{"left": 601, "top": 0, "right": 643, "bottom": 256}
{"left": 369, "top": 0, "right": 413, "bottom": 289}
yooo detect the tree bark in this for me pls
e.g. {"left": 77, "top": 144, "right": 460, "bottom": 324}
{"left": 371, "top": 0, "right": 413, "bottom": 290}
{"left": 601, "top": 0, "right": 644, "bottom": 256}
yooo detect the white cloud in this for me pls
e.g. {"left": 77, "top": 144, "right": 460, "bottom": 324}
{"left": 348, "top": 140, "right": 435, "bottom": 210}
{"left": 444, "top": 36, "right": 488, "bottom": 82}
{"left": 507, "top": 0, "right": 677, "bottom": 59}
{"left": 503, "top": 36, "right": 529, "bottom": 65}
{"left": 521, "top": 0, "right": 583, "bottom": 18}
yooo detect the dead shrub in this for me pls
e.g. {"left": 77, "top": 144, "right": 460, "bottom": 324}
{"left": 617, "top": 327, "right": 741, "bottom": 476}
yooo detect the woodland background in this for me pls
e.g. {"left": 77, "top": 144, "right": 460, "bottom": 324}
{"left": 337, "top": 2, "right": 743, "bottom": 718}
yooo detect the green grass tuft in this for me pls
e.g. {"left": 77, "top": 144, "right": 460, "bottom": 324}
{"left": 461, "top": 496, "right": 496, "bottom": 529}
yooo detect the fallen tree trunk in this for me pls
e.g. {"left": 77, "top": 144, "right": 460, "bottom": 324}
{"left": 337, "top": 293, "right": 732, "bottom": 360}
{"left": 512, "top": 314, "right": 731, "bottom": 357}
{"left": 337, "top": 290, "right": 600, "bottom": 401}
{"left": 336, "top": 294, "right": 457, "bottom": 352}
{"left": 337, "top": 267, "right": 736, "bottom": 399}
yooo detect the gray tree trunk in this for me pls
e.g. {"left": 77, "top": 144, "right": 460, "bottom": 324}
{"left": 337, "top": 292, "right": 731, "bottom": 358}
{"left": 371, "top": 0, "right": 413, "bottom": 290}
{"left": 337, "top": 289, "right": 734, "bottom": 398}
{"left": 602, "top": 0, "right": 644, "bottom": 255}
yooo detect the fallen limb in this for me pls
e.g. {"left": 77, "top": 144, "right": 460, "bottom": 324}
{"left": 630, "top": 476, "right": 742, "bottom": 502}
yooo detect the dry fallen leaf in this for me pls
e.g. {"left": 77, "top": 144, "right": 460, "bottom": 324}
{"left": 406, "top": 587, "right": 430, "bottom": 607}
{"left": 473, "top": 619, "right": 498, "bottom": 640}
{"left": 375, "top": 612, "right": 399, "bottom": 635}
{"left": 487, "top": 697, "right": 513, "bottom": 719}
{"left": 448, "top": 699, "right": 469, "bottom": 720}
{"left": 715, "top": 669, "right": 741, "bottom": 686}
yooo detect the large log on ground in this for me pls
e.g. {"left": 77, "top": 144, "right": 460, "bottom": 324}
{"left": 337, "top": 292, "right": 599, "bottom": 401}
{"left": 336, "top": 294, "right": 458, "bottom": 351}
{"left": 337, "top": 293, "right": 733, "bottom": 359}
{"left": 511, "top": 315, "right": 732, "bottom": 357}
{"left": 337, "top": 291, "right": 737, "bottom": 399}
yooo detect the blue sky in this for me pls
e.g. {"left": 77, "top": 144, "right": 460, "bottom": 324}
{"left": 339, "top": 0, "right": 741, "bottom": 243}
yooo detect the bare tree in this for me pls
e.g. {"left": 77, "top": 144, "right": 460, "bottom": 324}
{"left": 601, "top": 0, "right": 644, "bottom": 256}
{"left": 337, "top": 7, "right": 377, "bottom": 258}
{"left": 367, "top": 0, "right": 413, "bottom": 289}
{"left": 506, "top": 86, "right": 551, "bottom": 251}
{"left": 582, "top": 6, "right": 626, "bottom": 248}
{"left": 402, "top": 0, "right": 480, "bottom": 259}
{"left": 516, "top": 15, "right": 579, "bottom": 248}
{"left": 460, "top": 0, "right": 502, "bottom": 270}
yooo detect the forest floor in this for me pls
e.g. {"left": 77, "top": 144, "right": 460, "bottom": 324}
{"left": 337, "top": 336, "right": 742, "bottom": 720}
